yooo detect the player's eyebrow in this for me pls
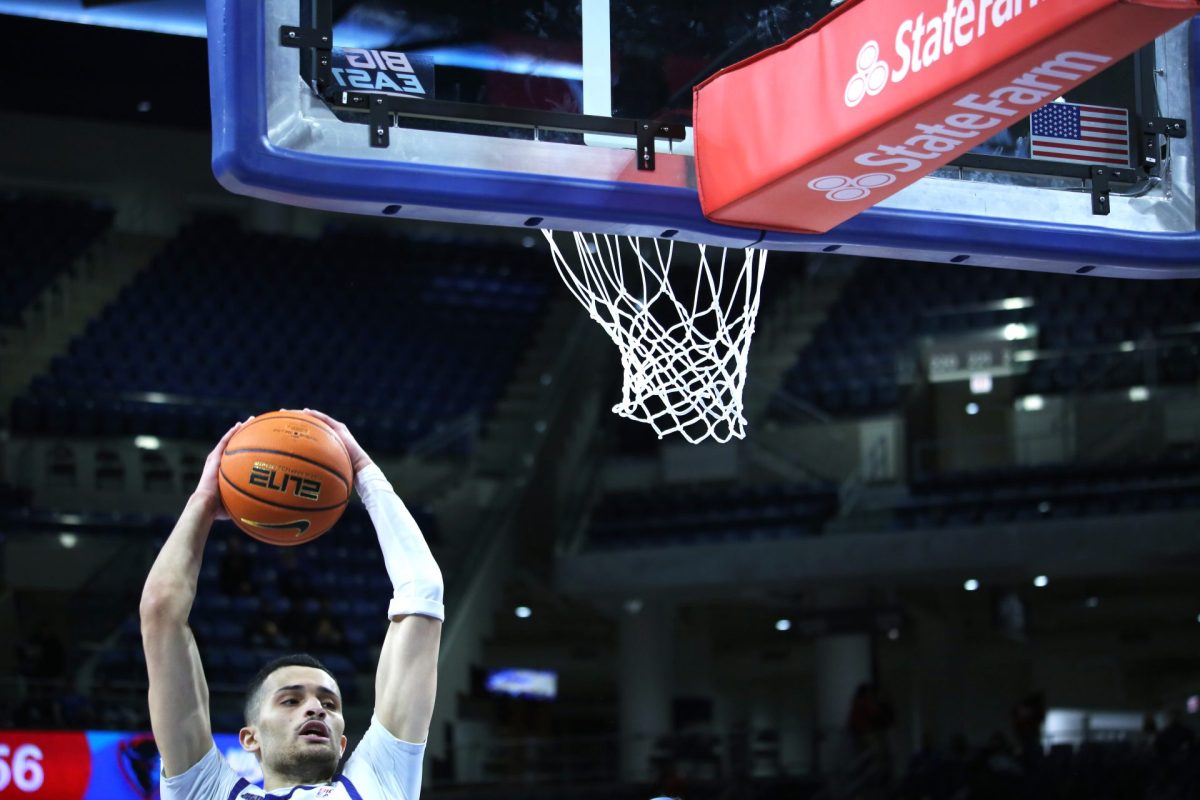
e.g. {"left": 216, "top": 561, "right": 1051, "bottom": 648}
{"left": 274, "top": 684, "right": 340, "bottom": 699}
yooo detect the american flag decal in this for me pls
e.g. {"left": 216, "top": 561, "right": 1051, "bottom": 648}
{"left": 1030, "top": 102, "right": 1131, "bottom": 167}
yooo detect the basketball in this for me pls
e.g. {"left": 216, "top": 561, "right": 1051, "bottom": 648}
{"left": 218, "top": 411, "right": 354, "bottom": 546}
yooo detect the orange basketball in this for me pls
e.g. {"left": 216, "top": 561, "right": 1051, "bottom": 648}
{"left": 218, "top": 411, "right": 354, "bottom": 546}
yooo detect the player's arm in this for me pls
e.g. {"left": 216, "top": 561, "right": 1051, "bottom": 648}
{"left": 140, "top": 421, "right": 244, "bottom": 777}
{"left": 301, "top": 409, "right": 443, "bottom": 743}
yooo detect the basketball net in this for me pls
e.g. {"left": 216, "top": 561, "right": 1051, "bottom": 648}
{"left": 543, "top": 230, "right": 767, "bottom": 444}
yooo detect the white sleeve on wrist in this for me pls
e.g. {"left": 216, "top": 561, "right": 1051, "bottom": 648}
{"left": 355, "top": 463, "right": 445, "bottom": 622}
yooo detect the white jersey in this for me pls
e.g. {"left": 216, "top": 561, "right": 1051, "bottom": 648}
{"left": 161, "top": 718, "right": 425, "bottom": 800}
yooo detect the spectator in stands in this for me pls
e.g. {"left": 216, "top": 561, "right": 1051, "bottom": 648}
{"left": 1154, "top": 708, "right": 1196, "bottom": 758}
{"left": 217, "top": 536, "right": 253, "bottom": 597}
{"left": 277, "top": 549, "right": 311, "bottom": 608}
{"left": 846, "top": 682, "right": 895, "bottom": 789}
{"left": 247, "top": 614, "right": 292, "bottom": 651}
{"left": 847, "top": 682, "right": 895, "bottom": 748}
{"left": 18, "top": 620, "right": 67, "bottom": 682}
{"left": 1140, "top": 712, "right": 1159, "bottom": 750}
{"left": 973, "top": 732, "right": 1023, "bottom": 799}
{"left": 310, "top": 606, "right": 345, "bottom": 651}
{"left": 1150, "top": 708, "right": 1197, "bottom": 798}
{"left": 141, "top": 410, "right": 444, "bottom": 798}
{"left": 15, "top": 621, "right": 68, "bottom": 728}
{"left": 1010, "top": 690, "right": 1046, "bottom": 763}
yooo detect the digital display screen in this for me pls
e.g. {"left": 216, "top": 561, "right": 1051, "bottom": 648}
{"left": 484, "top": 668, "right": 558, "bottom": 700}
{"left": 0, "top": 730, "right": 259, "bottom": 799}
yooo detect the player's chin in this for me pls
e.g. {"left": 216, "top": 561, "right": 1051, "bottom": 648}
{"left": 287, "top": 748, "right": 340, "bottom": 782}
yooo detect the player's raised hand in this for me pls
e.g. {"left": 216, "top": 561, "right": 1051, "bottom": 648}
{"left": 298, "top": 408, "right": 373, "bottom": 473}
{"left": 193, "top": 418, "right": 249, "bottom": 519}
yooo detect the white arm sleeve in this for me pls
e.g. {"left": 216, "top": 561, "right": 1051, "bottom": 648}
{"left": 341, "top": 716, "right": 427, "bottom": 800}
{"left": 355, "top": 464, "right": 445, "bottom": 622}
{"left": 160, "top": 745, "right": 253, "bottom": 800}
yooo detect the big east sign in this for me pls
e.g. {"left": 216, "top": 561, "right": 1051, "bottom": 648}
{"left": 694, "top": 0, "right": 1199, "bottom": 234}
{"left": 331, "top": 48, "right": 432, "bottom": 96}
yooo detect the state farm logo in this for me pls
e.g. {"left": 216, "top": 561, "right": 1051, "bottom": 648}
{"left": 844, "top": 41, "right": 889, "bottom": 108}
{"left": 808, "top": 173, "right": 895, "bottom": 202}
{"left": 843, "top": 0, "right": 1050, "bottom": 109}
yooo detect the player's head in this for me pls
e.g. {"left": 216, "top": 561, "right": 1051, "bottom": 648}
{"left": 239, "top": 653, "right": 348, "bottom": 784}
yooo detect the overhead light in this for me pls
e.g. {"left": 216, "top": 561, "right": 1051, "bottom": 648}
{"left": 1120, "top": 341, "right": 1136, "bottom": 352}
{"left": 969, "top": 373, "right": 993, "bottom": 395}
{"left": 514, "top": 606, "right": 532, "bottom": 619}
{"left": 411, "top": 44, "right": 585, "bottom": 80}
{"left": 1002, "top": 297, "right": 1032, "bottom": 310}
{"left": 964, "top": 579, "right": 980, "bottom": 592}
{"left": 965, "top": 402, "right": 980, "bottom": 416}
{"left": 135, "top": 435, "right": 161, "bottom": 450}
{"left": 0, "top": 2, "right": 207, "bottom": 37}
{"left": 58, "top": 533, "right": 78, "bottom": 549}
{"left": 1014, "top": 350, "right": 1038, "bottom": 363}
{"left": 136, "top": 100, "right": 152, "bottom": 113}
{"left": 1033, "top": 575, "right": 1049, "bottom": 588}
{"left": 1019, "top": 395, "right": 1045, "bottom": 412}
{"left": 775, "top": 619, "right": 792, "bottom": 632}
{"left": 1003, "top": 323, "right": 1029, "bottom": 341}
{"left": 1128, "top": 386, "right": 1149, "bottom": 402}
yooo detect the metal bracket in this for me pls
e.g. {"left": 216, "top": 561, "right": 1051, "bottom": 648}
{"left": 280, "top": 26, "right": 334, "bottom": 95}
{"left": 368, "top": 96, "right": 391, "bottom": 149}
{"left": 335, "top": 91, "right": 686, "bottom": 166}
{"left": 1141, "top": 116, "right": 1186, "bottom": 172}
{"left": 342, "top": 93, "right": 392, "bottom": 148}
{"left": 1090, "top": 166, "right": 1136, "bottom": 215}
{"left": 636, "top": 122, "right": 685, "bottom": 171}
{"left": 279, "top": 25, "right": 332, "bottom": 50}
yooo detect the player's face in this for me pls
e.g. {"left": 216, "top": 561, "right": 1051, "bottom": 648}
{"left": 242, "top": 666, "right": 348, "bottom": 783}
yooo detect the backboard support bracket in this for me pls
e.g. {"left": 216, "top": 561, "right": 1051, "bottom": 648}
{"left": 1090, "top": 166, "right": 1137, "bottom": 215}
{"left": 331, "top": 90, "right": 686, "bottom": 167}
{"left": 279, "top": 24, "right": 334, "bottom": 95}
{"left": 1141, "top": 116, "right": 1188, "bottom": 173}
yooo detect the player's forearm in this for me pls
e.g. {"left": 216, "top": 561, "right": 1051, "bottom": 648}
{"left": 140, "top": 491, "right": 218, "bottom": 624}
{"left": 357, "top": 465, "right": 445, "bottom": 621}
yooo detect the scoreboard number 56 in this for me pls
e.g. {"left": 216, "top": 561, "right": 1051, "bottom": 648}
{"left": 0, "top": 744, "right": 45, "bottom": 793}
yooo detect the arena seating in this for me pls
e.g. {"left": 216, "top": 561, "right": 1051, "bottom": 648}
{"left": 587, "top": 482, "right": 838, "bottom": 549}
{"left": 776, "top": 261, "right": 1200, "bottom": 417}
{"left": 0, "top": 192, "right": 113, "bottom": 327}
{"left": 9, "top": 217, "right": 549, "bottom": 452}
{"left": 898, "top": 738, "right": 1200, "bottom": 800}
{"left": 894, "top": 446, "right": 1200, "bottom": 530}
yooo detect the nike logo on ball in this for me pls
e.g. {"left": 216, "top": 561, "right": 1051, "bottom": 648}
{"left": 241, "top": 518, "right": 312, "bottom": 535}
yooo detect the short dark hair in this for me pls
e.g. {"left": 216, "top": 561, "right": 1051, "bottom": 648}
{"left": 243, "top": 653, "right": 339, "bottom": 724}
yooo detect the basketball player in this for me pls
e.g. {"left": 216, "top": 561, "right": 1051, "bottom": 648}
{"left": 140, "top": 409, "right": 443, "bottom": 799}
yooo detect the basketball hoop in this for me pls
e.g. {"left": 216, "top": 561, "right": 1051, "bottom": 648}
{"left": 543, "top": 230, "right": 767, "bottom": 444}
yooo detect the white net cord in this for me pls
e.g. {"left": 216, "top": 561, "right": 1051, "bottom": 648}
{"left": 543, "top": 230, "right": 767, "bottom": 444}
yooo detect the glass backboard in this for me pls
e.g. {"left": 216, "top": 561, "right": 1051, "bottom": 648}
{"left": 208, "top": 0, "right": 1200, "bottom": 278}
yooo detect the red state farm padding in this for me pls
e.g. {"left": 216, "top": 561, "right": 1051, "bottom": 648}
{"left": 693, "top": 0, "right": 1198, "bottom": 235}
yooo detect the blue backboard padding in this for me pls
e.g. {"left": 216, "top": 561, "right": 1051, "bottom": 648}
{"left": 208, "top": 0, "right": 1200, "bottom": 278}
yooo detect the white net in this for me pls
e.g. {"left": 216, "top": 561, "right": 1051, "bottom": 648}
{"left": 543, "top": 230, "right": 768, "bottom": 444}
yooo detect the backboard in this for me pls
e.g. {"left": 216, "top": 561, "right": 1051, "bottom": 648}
{"left": 208, "top": 0, "right": 1200, "bottom": 278}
